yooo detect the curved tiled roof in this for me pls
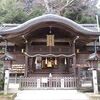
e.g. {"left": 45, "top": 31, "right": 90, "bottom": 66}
{"left": 0, "top": 14, "right": 100, "bottom": 36}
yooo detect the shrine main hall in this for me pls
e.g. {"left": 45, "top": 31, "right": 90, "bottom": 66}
{"left": 0, "top": 14, "right": 100, "bottom": 89}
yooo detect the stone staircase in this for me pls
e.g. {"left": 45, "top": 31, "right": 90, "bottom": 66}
{"left": 15, "top": 90, "right": 89, "bottom": 100}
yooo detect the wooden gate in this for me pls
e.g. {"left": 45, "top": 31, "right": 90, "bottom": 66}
{"left": 19, "top": 77, "right": 78, "bottom": 90}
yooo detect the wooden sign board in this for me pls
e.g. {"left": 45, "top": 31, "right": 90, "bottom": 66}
{"left": 47, "top": 35, "right": 54, "bottom": 46}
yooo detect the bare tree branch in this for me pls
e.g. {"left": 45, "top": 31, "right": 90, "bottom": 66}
{"left": 59, "top": 0, "right": 74, "bottom": 14}
{"left": 43, "top": 0, "right": 50, "bottom": 13}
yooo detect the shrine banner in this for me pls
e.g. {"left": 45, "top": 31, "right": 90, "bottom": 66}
{"left": 47, "top": 35, "right": 54, "bottom": 46}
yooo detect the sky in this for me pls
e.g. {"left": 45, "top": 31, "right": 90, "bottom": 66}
{"left": 96, "top": 0, "right": 100, "bottom": 8}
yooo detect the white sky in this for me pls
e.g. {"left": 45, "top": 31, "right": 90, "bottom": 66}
{"left": 96, "top": 0, "right": 100, "bottom": 8}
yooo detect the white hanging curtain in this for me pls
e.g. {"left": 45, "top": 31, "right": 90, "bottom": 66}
{"left": 35, "top": 57, "right": 37, "bottom": 65}
{"left": 54, "top": 58, "right": 57, "bottom": 65}
{"left": 45, "top": 58, "right": 48, "bottom": 64}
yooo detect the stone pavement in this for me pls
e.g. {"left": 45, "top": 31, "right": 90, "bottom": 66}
{"left": 8, "top": 83, "right": 19, "bottom": 93}
{"left": 15, "top": 90, "right": 89, "bottom": 100}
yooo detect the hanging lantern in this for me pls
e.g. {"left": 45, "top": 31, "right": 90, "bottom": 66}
{"left": 54, "top": 58, "right": 57, "bottom": 65}
{"left": 64, "top": 58, "right": 67, "bottom": 65}
{"left": 45, "top": 58, "right": 48, "bottom": 64}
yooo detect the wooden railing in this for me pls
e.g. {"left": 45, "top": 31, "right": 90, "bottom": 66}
{"left": 19, "top": 77, "right": 78, "bottom": 90}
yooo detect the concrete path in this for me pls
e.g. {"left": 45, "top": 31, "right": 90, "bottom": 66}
{"left": 15, "top": 90, "right": 89, "bottom": 100}
{"left": 8, "top": 83, "right": 19, "bottom": 93}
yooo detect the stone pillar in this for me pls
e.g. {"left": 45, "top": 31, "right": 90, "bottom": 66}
{"left": 4, "top": 69, "right": 9, "bottom": 95}
{"left": 92, "top": 69, "right": 98, "bottom": 94}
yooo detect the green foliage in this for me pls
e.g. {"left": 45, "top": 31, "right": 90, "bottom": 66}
{"left": 0, "top": 0, "right": 45, "bottom": 24}
{"left": 1, "top": 10, "right": 27, "bottom": 24}
{"left": 0, "top": 79, "right": 4, "bottom": 90}
{"left": 0, "top": 0, "right": 27, "bottom": 23}
{"left": 63, "top": 11, "right": 81, "bottom": 22}
{"left": 0, "top": 0, "right": 98, "bottom": 24}
{"left": 0, "top": 61, "right": 3, "bottom": 80}
{"left": 63, "top": 3, "right": 96, "bottom": 24}
{"left": 64, "top": 11, "right": 96, "bottom": 24}
{"left": 27, "top": 9, "right": 44, "bottom": 20}
{"left": 0, "top": 61, "right": 4, "bottom": 91}
{"left": 79, "top": 16, "right": 96, "bottom": 24}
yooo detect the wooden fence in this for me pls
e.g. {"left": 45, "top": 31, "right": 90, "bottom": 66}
{"left": 19, "top": 77, "right": 78, "bottom": 90}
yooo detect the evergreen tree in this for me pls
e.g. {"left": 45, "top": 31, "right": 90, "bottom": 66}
{"left": 0, "top": 0, "right": 98, "bottom": 24}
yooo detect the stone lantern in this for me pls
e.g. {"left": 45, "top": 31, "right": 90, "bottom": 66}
{"left": 87, "top": 52, "right": 99, "bottom": 94}
{"left": 0, "top": 52, "right": 15, "bottom": 95}
{"left": 0, "top": 52, "right": 15, "bottom": 70}
{"left": 87, "top": 53, "right": 99, "bottom": 69}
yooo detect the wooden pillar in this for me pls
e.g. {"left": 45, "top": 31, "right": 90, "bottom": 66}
{"left": 24, "top": 43, "right": 28, "bottom": 77}
{"left": 72, "top": 41, "right": 76, "bottom": 76}
{"left": 72, "top": 36, "right": 79, "bottom": 76}
{"left": 77, "top": 67, "right": 81, "bottom": 88}
{"left": 72, "top": 36, "right": 80, "bottom": 88}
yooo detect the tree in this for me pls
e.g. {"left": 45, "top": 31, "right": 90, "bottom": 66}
{"left": 0, "top": 0, "right": 98, "bottom": 24}
{"left": 0, "top": 61, "right": 4, "bottom": 90}
{"left": 0, "top": 0, "right": 27, "bottom": 23}
{"left": 0, "top": 0, "right": 45, "bottom": 23}
{"left": 22, "top": 0, "right": 98, "bottom": 23}
{"left": 43, "top": 0, "right": 75, "bottom": 14}
{"left": 62, "top": 0, "right": 98, "bottom": 23}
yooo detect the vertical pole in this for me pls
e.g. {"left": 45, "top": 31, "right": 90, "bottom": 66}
{"left": 4, "top": 40, "right": 8, "bottom": 54}
{"left": 94, "top": 41, "right": 97, "bottom": 54}
{"left": 72, "top": 41, "right": 76, "bottom": 76}
{"left": 25, "top": 43, "right": 28, "bottom": 77}
{"left": 15, "top": 73, "right": 17, "bottom": 84}
{"left": 92, "top": 14, "right": 100, "bottom": 94}
{"left": 96, "top": 15, "right": 100, "bottom": 43}
{"left": 61, "top": 78, "right": 64, "bottom": 88}
{"left": 73, "top": 36, "right": 79, "bottom": 88}
{"left": 96, "top": 15, "right": 100, "bottom": 32}
{"left": 92, "top": 69, "right": 98, "bottom": 94}
{"left": 93, "top": 40, "right": 98, "bottom": 94}
{"left": 4, "top": 69, "right": 9, "bottom": 95}
{"left": 37, "top": 79, "right": 40, "bottom": 88}
{"left": 19, "top": 76, "right": 22, "bottom": 90}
